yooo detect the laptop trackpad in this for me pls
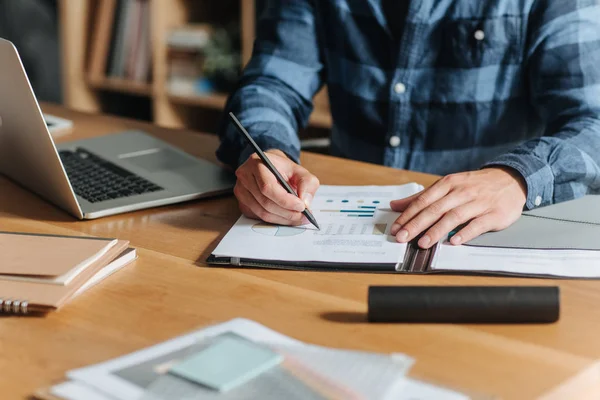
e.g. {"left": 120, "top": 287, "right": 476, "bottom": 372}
{"left": 121, "top": 148, "right": 196, "bottom": 172}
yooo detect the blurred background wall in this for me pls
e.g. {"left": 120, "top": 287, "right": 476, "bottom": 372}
{"left": 0, "top": 0, "right": 62, "bottom": 103}
{"left": 0, "top": 0, "right": 330, "bottom": 152}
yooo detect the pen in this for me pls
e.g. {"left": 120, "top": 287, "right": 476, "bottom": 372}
{"left": 228, "top": 112, "right": 320, "bottom": 230}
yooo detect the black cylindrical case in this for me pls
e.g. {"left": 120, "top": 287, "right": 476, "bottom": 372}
{"left": 368, "top": 286, "right": 559, "bottom": 323}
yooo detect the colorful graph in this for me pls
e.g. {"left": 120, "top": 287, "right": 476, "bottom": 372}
{"left": 318, "top": 206, "right": 377, "bottom": 218}
{"left": 252, "top": 223, "right": 305, "bottom": 237}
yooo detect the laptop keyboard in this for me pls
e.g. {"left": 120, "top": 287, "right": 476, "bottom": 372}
{"left": 59, "top": 148, "right": 164, "bottom": 203}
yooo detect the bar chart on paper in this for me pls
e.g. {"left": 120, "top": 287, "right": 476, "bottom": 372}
{"left": 211, "top": 184, "right": 423, "bottom": 264}
{"left": 318, "top": 198, "right": 382, "bottom": 218}
{"left": 313, "top": 189, "right": 393, "bottom": 236}
{"left": 245, "top": 186, "right": 421, "bottom": 239}
{"left": 315, "top": 222, "right": 388, "bottom": 236}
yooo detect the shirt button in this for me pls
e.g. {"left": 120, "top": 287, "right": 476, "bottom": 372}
{"left": 389, "top": 136, "right": 401, "bottom": 147}
{"left": 534, "top": 195, "right": 542, "bottom": 207}
{"left": 474, "top": 29, "right": 485, "bottom": 41}
{"left": 393, "top": 82, "right": 406, "bottom": 94}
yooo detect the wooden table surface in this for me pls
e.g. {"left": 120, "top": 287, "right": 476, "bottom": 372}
{"left": 1, "top": 104, "right": 599, "bottom": 399}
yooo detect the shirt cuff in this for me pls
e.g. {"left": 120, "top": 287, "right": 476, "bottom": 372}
{"left": 483, "top": 154, "right": 555, "bottom": 210}
{"left": 237, "top": 140, "right": 301, "bottom": 167}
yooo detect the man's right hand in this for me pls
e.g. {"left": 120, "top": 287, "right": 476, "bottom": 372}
{"left": 234, "top": 149, "right": 320, "bottom": 225}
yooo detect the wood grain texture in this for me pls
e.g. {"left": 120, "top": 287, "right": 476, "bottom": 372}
{"left": 1, "top": 104, "right": 598, "bottom": 399}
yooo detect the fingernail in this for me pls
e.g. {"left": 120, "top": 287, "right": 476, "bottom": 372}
{"left": 301, "top": 193, "right": 313, "bottom": 208}
{"left": 451, "top": 235, "right": 462, "bottom": 245}
{"left": 390, "top": 223, "right": 401, "bottom": 235}
{"left": 396, "top": 229, "right": 408, "bottom": 242}
{"left": 418, "top": 235, "right": 431, "bottom": 248}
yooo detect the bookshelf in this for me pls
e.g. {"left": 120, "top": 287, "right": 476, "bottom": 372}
{"left": 58, "top": 0, "right": 332, "bottom": 131}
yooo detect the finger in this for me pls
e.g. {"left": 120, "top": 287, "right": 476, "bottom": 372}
{"left": 391, "top": 191, "right": 470, "bottom": 242}
{"left": 234, "top": 184, "right": 259, "bottom": 219}
{"left": 238, "top": 202, "right": 259, "bottom": 220}
{"left": 449, "top": 212, "right": 499, "bottom": 245}
{"left": 395, "top": 184, "right": 451, "bottom": 229}
{"left": 241, "top": 173, "right": 306, "bottom": 220}
{"left": 390, "top": 191, "right": 422, "bottom": 212}
{"left": 291, "top": 166, "right": 320, "bottom": 208}
{"left": 390, "top": 190, "right": 452, "bottom": 243}
{"left": 234, "top": 185, "right": 305, "bottom": 226}
{"left": 254, "top": 163, "right": 306, "bottom": 211}
{"left": 418, "top": 201, "right": 487, "bottom": 248}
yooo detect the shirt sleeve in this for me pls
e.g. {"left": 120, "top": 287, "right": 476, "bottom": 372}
{"left": 484, "top": 0, "right": 600, "bottom": 210}
{"left": 216, "top": 0, "right": 325, "bottom": 168}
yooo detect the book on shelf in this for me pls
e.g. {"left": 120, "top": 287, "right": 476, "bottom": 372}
{"left": 166, "top": 24, "right": 215, "bottom": 97}
{"left": 88, "top": 0, "right": 152, "bottom": 84}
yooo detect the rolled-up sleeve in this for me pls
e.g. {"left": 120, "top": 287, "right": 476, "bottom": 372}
{"left": 485, "top": 0, "right": 600, "bottom": 209}
{"left": 216, "top": 0, "right": 324, "bottom": 168}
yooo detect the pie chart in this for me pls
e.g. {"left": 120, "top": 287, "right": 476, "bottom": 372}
{"left": 252, "top": 223, "right": 305, "bottom": 237}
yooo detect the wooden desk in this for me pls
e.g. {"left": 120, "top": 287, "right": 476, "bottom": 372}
{"left": 1, "top": 104, "right": 599, "bottom": 399}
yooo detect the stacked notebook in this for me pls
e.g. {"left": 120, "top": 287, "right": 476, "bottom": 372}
{"left": 0, "top": 231, "right": 136, "bottom": 315}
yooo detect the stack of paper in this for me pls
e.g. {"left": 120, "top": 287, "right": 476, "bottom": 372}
{"left": 0, "top": 231, "right": 137, "bottom": 314}
{"left": 208, "top": 183, "right": 424, "bottom": 271}
{"left": 38, "top": 319, "right": 471, "bottom": 400}
{"left": 431, "top": 242, "right": 600, "bottom": 278}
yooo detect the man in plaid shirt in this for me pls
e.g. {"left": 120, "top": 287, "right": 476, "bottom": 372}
{"left": 217, "top": 0, "right": 600, "bottom": 248}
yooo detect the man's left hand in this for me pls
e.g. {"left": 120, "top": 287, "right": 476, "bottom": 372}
{"left": 389, "top": 167, "right": 527, "bottom": 248}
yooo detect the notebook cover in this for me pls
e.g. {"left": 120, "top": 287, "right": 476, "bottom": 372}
{"left": 523, "top": 194, "right": 600, "bottom": 224}
{"left": 206, "top": 255, "right": 397, "bottom": 272}
{"left": 0, "top": 231, "right": 116, "bottom": 277}
{"left": 467, "top": 195, "right": 600, "bottom": 250}
{"left": 0, "top": 239, "right": 130, "bottom": 311}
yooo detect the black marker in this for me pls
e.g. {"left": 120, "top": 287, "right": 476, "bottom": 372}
{"left": 368, "top": 286, "right": 560, "bottom": 323}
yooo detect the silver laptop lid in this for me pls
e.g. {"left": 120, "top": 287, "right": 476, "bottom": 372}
{"left": 0, "top": 39, "right": 82, "bottom": 218}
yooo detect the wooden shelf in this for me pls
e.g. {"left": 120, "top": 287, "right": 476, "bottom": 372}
{"left": 168, "top": 92, "right": 333, "bottom": 128}
{"left": 88, "top": 77, "right": 152, "bottom": 97}
{"left": 168, "top": 92, "right": 228, "bottom": 109}
{"left": 60, "top": 0, "right": 332, "bottom": 131}
{"left": 309, "top": 109, "right": 332, "bottom": 129}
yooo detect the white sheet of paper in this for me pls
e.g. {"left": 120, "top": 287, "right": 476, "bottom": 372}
{"left": 67, "top": 319, "right": 304, "bottom": 400}
{"left": 65, "top": 318, "right": 419, "bottom": 400}
{"left": 55, "top": 318, "right": 472, "bottom": 400}
{"left": 388, "top": 378, "right": 471, "bottom": 400}
{"left": 432, "top": 242, "right": 600, "bottom": 278}
{"left": 212, "top": 184, "right": 423, "bottom": 264}
{"left": 50, "top": 381, "right": 116, "bottom": 400}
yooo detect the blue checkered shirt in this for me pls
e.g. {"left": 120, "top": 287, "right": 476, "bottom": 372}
{"left": 217, "top": 0, "right": 600, "bottom": 210}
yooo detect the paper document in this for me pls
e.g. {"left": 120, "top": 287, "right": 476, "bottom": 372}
{"left": 212, "top": 184, "right": 423, "bottom": 264}
{"left": 432, "top": 242, "right": 600, "bottom": 278}
{"left": 56, "top": 318, "right": 470, "bottom": 400}
{"left": 50, "top": 381, "right": 118, "bottom": 400}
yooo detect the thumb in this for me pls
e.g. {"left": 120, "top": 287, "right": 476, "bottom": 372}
{"left": 390, "top": 192, "right": 420, "bottom": 211}
{"left": 292, "top": 167, "right": 320, "bottom": 208}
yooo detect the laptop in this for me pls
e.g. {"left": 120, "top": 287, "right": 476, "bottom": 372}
{"left": 0, "top": 39, "right": 235, "bottom": 219}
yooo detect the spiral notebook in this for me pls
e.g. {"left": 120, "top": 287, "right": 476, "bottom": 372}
{"left": 0, "top": 232, "right": 136, "bottom": 314}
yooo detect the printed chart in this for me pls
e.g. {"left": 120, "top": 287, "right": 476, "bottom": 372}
{"left": 319, "top": 198, "right": 382, "bottom": 218}
{"left": 315, "top": 223, "right": 388, "bottom": 236}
